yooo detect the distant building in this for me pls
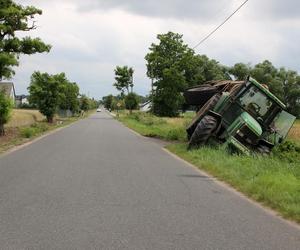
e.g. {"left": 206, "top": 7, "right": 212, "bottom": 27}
{"left": 140, "top": 101, "right": 151, "bottom": 112}
{"left": 0, "top": 82, "right": 16, "bottom": 105}
{"left": 15, "top": 94, "right": 29, "bottom": 107}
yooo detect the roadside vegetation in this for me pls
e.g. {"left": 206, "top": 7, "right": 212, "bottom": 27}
{"left": 118, "top": 111, "right": 300, "bottom": 222}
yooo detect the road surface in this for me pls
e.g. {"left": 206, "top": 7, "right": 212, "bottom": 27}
{"left": 0, "top": 111, "right": 299, "bottom": 249}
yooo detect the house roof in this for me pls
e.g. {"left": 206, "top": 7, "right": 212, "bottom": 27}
{"left": 0, "top": 82, "right": 16, "bottom": 97}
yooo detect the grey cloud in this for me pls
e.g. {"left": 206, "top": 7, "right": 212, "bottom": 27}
{"left": 75, "top": 0, "right": 231, "bottom": 20}
{"left": 74, "top": 0, "right": 300, "bottom": 21}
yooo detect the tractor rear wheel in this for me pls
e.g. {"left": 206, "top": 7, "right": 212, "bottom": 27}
{"left": 188, "top": 115, "right": 218, "bottom": 149}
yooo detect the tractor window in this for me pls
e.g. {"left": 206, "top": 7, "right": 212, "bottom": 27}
{"left": 239, "top": 86, "right": 273, "bottom": 118}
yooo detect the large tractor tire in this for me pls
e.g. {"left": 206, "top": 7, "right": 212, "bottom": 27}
{"left": 188, "top": 115, "right": 218, "bottom": 149}
{"left": 187, "top": 93, "right": 221, "bottom": 140}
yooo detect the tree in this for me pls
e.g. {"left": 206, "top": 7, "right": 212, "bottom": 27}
{"left": 103, "top": 95, "right": 114, "bottom": 110}
{"left": 0, "top": 90, "right": 13, "bottom": 136}
{"left": 0, "top": 0, "right": 51, "bottom": 80}
{"left": 229, "top": 63, "right": 251, "bottom": 80}
{"left": 113, "top": 66, "right": 134, "bottom": 95}
{"left": 125, "top": 93, "right": 139, "bottom": 111}
{"left": 80, "top": 95, "right": 90, "bottom": 111}
{"left": 145, "top": 32, "right": 190, "bottom": 116}
{"left": 58, "top": 74, "right": 80, "bottom": 114}
{"left": 152, "top": 67, "right": 186, "bottom": 116}
{"left": 28, "top": 72, "right": 62, "bottom": 123}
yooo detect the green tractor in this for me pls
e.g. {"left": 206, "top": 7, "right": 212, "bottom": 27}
{"left": 184, "top": 77, "right": 296, "bottom": 154}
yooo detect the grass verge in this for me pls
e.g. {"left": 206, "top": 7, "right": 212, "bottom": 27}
{"left": 118, "top": 112, "right": 300, "bottom": 223}
{"left": 117, "top": 111, "right": 193, "bottom": 141}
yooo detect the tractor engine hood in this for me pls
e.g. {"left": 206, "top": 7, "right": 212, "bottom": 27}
{"left": 240, "top": 112, "right": 262, "bottom": 137}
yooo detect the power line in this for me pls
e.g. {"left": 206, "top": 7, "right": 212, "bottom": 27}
{"left": 193, "top": 0, "right": 249, "bottom": 49}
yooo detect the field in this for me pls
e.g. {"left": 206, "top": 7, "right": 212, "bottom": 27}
{"left": 289, "top": 120, "right": 300, "bottom": 141}
{"left": 6, "top": 109, "right": 46, "bottom": 128}
{"left": 118, "top": 112, "right": 300, "bottom": 223}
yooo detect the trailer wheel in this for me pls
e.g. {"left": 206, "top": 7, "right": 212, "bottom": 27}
{"left": 257, "top": 145, "right": 271, "bottom": 155}
{"left": 188, "top": 115, "right": 218, "bottom": 149}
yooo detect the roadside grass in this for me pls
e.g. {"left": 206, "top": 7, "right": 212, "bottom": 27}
{"left": 117, "top": 111, "right": 193, "bottom": 141}
{"left": 0, "top": 110, "right": 95, "bottom": 154}
{"left": 118, "top": 112, "right": 300, "bottom": 223}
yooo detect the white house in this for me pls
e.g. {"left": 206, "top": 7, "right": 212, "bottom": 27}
{"left": 0, "top": 82, "right": 16, "bottom": 105}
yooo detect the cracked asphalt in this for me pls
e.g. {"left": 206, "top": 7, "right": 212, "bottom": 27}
{"left": 0, "top": 111, "right": 299, "bottom": 249}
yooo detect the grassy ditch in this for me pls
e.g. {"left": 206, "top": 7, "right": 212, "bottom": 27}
{"left": 0, "top": 110, "right": 94, "bottom": 154}
{"left": 118, "top": 112, "right": 300, "bottom": 223}
{"left": 117, "top": 111, "right": 193, "bottom": 141}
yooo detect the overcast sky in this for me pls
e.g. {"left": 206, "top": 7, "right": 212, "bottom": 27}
{"left": 14, "top": 0, "right": 300, "bottom": 99}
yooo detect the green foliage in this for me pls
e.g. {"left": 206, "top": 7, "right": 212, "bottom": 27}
{"left": 229, "top": 63, "right": 251, "bottom": 80}
{"left": 102, "top": 95, "right": 113, "bottom": 110}
{"left": 145, "top": 32, "right": 228, "bottom": 117}
{"left": 79, "top": 95, "right": 98, "bottom": 111}
{"left": 272, "top": 141, "right": 300, "bottom": 163}
{"left": 58, "top": 76, "right": 80, "bottom": 113}
{"left": 0, "top": 0, "right": 51, "bottom": 80}
{"left": 28, "top": 72, "right": 64, "bottom": 122}
{"left": 20, "top": 123, "right": 49, "bottom": 138}
{"left": 153, "top": 66, "right": 186, "bottom": 117}
{"left": 125, "top": 92, "right": 139, "bottom": 110}
{"left": 114, "top": 66, "right": 134, "bottom": 94}
{"left": 0, "top": 90, "right": 13, "bottom": 135}
{"left": 80, "top": 95, "right": 90, "bottom": 111}
{"left": 118, "top": 112, "right": 189, "bottom": 141}
{"left": 112, "top": 98, "right": 125, "bottom": 110}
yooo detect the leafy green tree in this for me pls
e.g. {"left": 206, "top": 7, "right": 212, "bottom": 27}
{"left": 125, "top": 92, "right": 139, "bottom": 111}
{"left": 0, "top": 0, "right": 51, "bottom": 80}
{"left": 229, "top": 63, "right": 251, "bottom": 80}
{"left": 145, "top": 32, "right": 229, "bottom": 116}
{"left": 0, "top": 90, "right": 13, "bottom": 136}
{"left": 250, "top": 60, "right": 277, "bottom": 85}
{"left": 103, "top": 94, "right": 114, "bottom": 110}
{"left": 58, "top": 74, "right": 80, "bottom": 114}
{"left": 152, "top": 67, "right": 186, "bottom": 116}
{"left": 80, "top": 95, "right": 90, "bottom": 111}
{"left": 28, "top": 72, "right": 62, "bottom": 123}
{"left": 145, "top": 32, "right": 190, "bottom": 116}
{"left": 114, "top": 66, "right": 134, "bottom": 94}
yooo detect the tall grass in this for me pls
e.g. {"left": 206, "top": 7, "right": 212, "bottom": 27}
{"left": 6, "top": 109, "right": 45, "bottom": 128}
{"left": 118, "top": 112, "right": 192, "bottom": 141}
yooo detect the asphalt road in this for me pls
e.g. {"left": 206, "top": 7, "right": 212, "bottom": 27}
{"left": 0, "top": 111, "right": 299, "bottom": 249}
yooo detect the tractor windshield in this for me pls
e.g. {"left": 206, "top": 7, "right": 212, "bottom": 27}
{"left": 239, "top": 86, "right": 273, "bottom": 119}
